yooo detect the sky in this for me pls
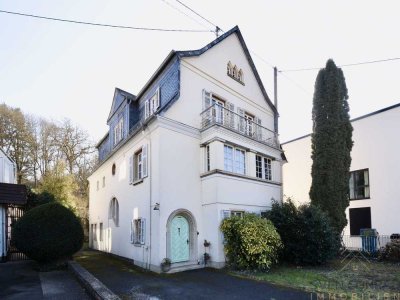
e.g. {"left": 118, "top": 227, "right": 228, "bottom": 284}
{"left": 1, "top": 0, "right": 399, "bottom": 144}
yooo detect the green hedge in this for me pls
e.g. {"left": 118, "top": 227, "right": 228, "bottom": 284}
{"left": 12, "top": 202, "right": 84, "bottom": 263}
{"left": 266, "top": 200, "right": 339, "bottom": 265}
{"left": 220, "top": 214, "right": 282, "bottom": 270}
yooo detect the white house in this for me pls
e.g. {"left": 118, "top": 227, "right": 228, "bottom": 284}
{"left": 282, "top": 103, "right": 400, "bottom": 238}
{"left": 88, "top": 26, "right": 285, "bottom": 272}
{"left": 0, "top": 149, "right": 16, "bottom": 261}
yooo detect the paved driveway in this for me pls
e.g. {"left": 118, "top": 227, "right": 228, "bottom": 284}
{"left": 0, "top": 260, "right": 89, "bottom": 299}
{"left": 75, "top": 250, "right": 311, "bottom": 299}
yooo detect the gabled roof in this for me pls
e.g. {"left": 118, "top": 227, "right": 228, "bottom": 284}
{"left": 176, "top": 26, "right": 277, "bottom": 114}
{"left": 130, "top": 26, "right": 277, "bottom": 114}
{"left": 107, "top": 88, "right": 136, "bottom": 122}
{"left": 0, "top": 183, "right": 27, "bottom": 205}
{"left": 0, "top": 148, "right": 15, "bottom": 165}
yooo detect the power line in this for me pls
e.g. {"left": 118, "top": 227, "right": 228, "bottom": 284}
{"left": 0, "top": 9, "right": 213, "bottom": 33}
{"left": 280, "top": 57, "right": 400, "bottom": 73}
{"left": 174, "top": 0, "right": 218, "bottom": 28}
{"left": 279, "top": 72, "right": 313, "bottom": 96}
{"left": 160, "top": 0, "right": 210, "bottom": 31}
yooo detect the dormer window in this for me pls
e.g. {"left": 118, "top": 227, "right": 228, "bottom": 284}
{"left": 227, "top": 61, "right": 244, "bottom": 85}
{"left": 145, "top": 88, "right": 160, "bottom": 119}
{"left": 113, "top": 117, "right": 124, "bottom": 146}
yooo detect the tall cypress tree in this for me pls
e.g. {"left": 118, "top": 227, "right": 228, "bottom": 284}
{"left": 309, "top": 59, "right": 353, "bottom": 234}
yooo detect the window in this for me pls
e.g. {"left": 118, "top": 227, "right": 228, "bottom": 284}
{"left": 227, "top": 61, "right": 233, "bottom": 76}
{"left": 130, "top": 145, "right": 148, "bottom": 183}
{"left": 112, "top": 163, "right": 116, "bottom": 176}
{"left": 102, "top": 176, "right": 105, "bottom": 188}
{"left": 96, "top": 180, "right": 99, "bottom": 191}
{"left": 226, "top": 61, "right": 244, "bottom": 84}
{"left": 349, "top": 207, "right": 371, "bottom": 236}
{"left": 238, "top": 69, "right": 243, "bottom": 82}
{"left": 109, "top": 198, "right": 119, "bottom": 226}
{"left": 93, "top": 223, "right": 97, "bottom": 241}
{"left": 256, "top": 156, "right": 262, "bottom": 178}
{"left": 90, "top": 224, "right": 94, "bottom": 242}
{"left": 224, "top": 145, "right": 246, "bottom": 175}
{"left": 145, "top": 89, "right": 160, "bottom": 119}
{"left": 205, "top": 145, "right": 210, "bottom": 172}
{"left": 131, "top": 218, "right": 146, "bottom": 244}
{"left": 349, "top": 169, "right": 370, "bottom": 200}
{"left": 99, "top": 223, "right": 103, "bottom": 242}
{"left": 211, "top": 96, "right": 225, "bottom": 124}
{"left": 255, "top": 155, "right": 273, "bottom": 181}
{"left": 244, "top": 113, "right": 254, "bottom": 136}
{"left": 113, "top": 117, "right": 124, "bottom": 145}
{"left": 231, "top": 211, "right": 244, "bottom": 218}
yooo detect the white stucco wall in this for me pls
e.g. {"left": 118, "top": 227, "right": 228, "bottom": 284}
{"left": 282, "top": 105, "right": 400, "bottom": 235}
{"left": 89, "top": 30, "right": 284, "bottom": 271}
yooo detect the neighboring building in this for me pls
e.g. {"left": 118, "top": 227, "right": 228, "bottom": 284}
{"left": 282, "top": 103, "right": 400, "bottom": 237}
{"left": 0, "top": 149, "right": 27, "bottom": 262}
{"left": 88, "top": 26, "right": 285, "bottom": 272}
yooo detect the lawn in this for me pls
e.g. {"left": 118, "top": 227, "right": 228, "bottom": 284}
{"left": 232, "top": 255, "right": 400, "bottom": 299}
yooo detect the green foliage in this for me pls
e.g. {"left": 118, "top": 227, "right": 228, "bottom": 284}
{"left": 379, "top": 240, "right": 400, "bottom": 262}
{"left": 26, "top": 187, "right": 55, "bottom": 210}
{"left": 220, "top": 214, "right": 282, "bottom": 270}
{"left": 12, "top": 202, "right": 84, "bottom": 263}
{"left": 266, "top": 199, "right": 339, "bottom": 265}
{"left": 310, "top": 59, "right": 353, "bottom": 234}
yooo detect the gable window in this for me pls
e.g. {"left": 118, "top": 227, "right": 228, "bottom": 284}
{"left": 224, "top": 145, "right": 246, "bottom": 175}
{"left": 256, "top": 155, "right": 273, "bottom": 181}
{"left": 227, "top": 61, "right": 233, "bottom": 76}
{"left": 102, "top": 176, "right": 105, "bottom": 188}
{"left": 109, "top": 198, "right": 119, "bottom": 226}
{"left": 96, "top": 180, "right": 99, "bottom": 191}
{"left": 112, "top": 163, "right": 116, "bottom": 176}
{"left": 129, "top": 145, "right": 148, "bottom": 183}
{"left": 145, "top": 88, "right": 160, "bottom": 119}
{"left": 205, "top": 145, "right": 210, "bottom": 172}
{"left": 349, "top": 169, "right": 370, "bottom": 200}
{"left": 113, "top": 117, "right": 124, "bottom": 146}
{"left": 131, "top": 218, "right": 146, "bottom": 245}
{"left": 226, "top": 61, "right": 244, "bottom": 84}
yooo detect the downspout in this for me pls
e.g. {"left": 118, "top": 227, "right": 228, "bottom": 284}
{"left": 142, "top": 124, "right": 152, "bottom": 270}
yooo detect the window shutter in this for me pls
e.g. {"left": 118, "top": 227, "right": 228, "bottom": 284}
{"left": 254, "top": 117, "right": 262, "bottom": 140}
{"left": 237, "top": 108, "right": 245, "bottom": 133}
{"left": 129, "top": 155, "right": 133, "bottom": 184}
{"left": 145, "top": 100, "right": 150, "bottom": 119}
{"left": 141, "top": 219, "right": 146, "bottom": 244}
{"left": 133, "top": 220, "right": 138, "bottom": 244}
{"left": 221, "top": 210, "right": 231, "bottom": 220}
{"left": 130, "top": 220, "right": 134, "bottom": 243}
{"left": 142, "top": 145, "right": 148, "bottom": 178}
{"left": 156, "top": 89, "right": 160, "bottom": 110}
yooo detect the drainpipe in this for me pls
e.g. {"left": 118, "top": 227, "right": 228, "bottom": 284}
{"left": 142, "top": 124, "right": 152, "bottom": 271}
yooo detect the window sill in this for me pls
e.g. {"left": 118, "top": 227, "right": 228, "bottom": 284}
{"left": 133, "top": 243, "right": 144, "bottom": 247}
{"left": 350, "top": 197, "right": 371, "bottom": 201}
{"left": 132, "top": 179, "right": 144, "bottom": 186}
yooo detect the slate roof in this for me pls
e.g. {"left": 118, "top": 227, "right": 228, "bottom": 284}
{"left": 0, "top": 183, "right": 27, "bottom": 205}
{"left": 107, "top": 88, "right": 136, "bottom": 122}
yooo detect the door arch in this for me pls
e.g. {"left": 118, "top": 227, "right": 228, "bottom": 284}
{"left": 166, "top": 209, "right": 197, "bottom": 263}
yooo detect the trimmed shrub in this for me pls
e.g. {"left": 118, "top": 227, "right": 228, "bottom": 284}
{"left": 266, "top": 199, "right": 339, "bottom": 265}
{"left": 379, "top": 240, "right": 400, "bottom": 262}
{"left": 220, "top": 213, "right": 282, "bottom": 270}
{"left": 12, "top": 202, "right": 84, "bottom": 263}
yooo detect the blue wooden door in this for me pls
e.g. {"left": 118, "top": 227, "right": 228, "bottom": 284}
{"left": 170, "top": 216, "right": 189, "bottom": 263}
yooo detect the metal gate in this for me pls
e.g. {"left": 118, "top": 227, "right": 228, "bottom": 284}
{"left": 6, "top": 205, "right": 28, "bottom": 261}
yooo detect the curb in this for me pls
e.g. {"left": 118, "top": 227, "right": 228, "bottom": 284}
{"left": 68, "top": 260, "right": 121, "bottom": 300}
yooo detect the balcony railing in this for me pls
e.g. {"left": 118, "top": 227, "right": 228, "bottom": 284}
{"left": 201, "top": 104, "right": 279, "bottom": 148}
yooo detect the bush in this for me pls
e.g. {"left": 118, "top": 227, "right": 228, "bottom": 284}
{"left": 220, "top": 213, "right": 282, "bottom": 270}
{"left": 12, "top": 202, "right": 84, "bottom": 263}
{"left": 266, "top": 199, "right": 339, "bottom": 265}
{"left": 26, "top": 188, "right": 56, "bottom": 210}
{"left": 379, "top": 240, "right": 400, "bottom": 262}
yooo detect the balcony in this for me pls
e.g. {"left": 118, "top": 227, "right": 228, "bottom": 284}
{"left": 201, "top": 104, "right": 279, "bottom": 148}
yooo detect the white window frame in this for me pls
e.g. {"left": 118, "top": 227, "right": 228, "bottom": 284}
{"left": 131, "top": 218, "right": 146, "bottom": 245}
{"left": 109, "top": 198, "right": 119, "bottom": 226}
{"left": 255, "top": 155, "right": 272, "bottom": 181}
{"left": 224, "top": 145, "right": 246, "bottom": 175}
{"left": 231, "top": 211, "right": 244, "bottom": 218}
{"left": 244, "top": 113, "right": 254, "bottom": 136}
{"left": 211, "top": 96, "right": 225, "bottom": 124}
{"left": 144, "top": 88, "right": 160, "bottom": 120}
{"left": 113, "top": 117, "right": 124, "bottom": 145}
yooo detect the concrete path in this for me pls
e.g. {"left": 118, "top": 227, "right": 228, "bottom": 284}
{"left": 0, "top": 260, "right": 90, "bottom": 299}
{"left": 75, "top": 250, "right": 312, "bottom": 300}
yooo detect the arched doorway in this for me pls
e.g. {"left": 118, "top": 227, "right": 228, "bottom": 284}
{"left": 167, "top": 210, "right": 197, "bottom": 263}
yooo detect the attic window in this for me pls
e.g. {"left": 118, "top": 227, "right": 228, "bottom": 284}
{"left": 227, "top": 62, "right": 244, "bottom": 85}
{"left": 112, "top": 163, "right": 116, "bottom": 176}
